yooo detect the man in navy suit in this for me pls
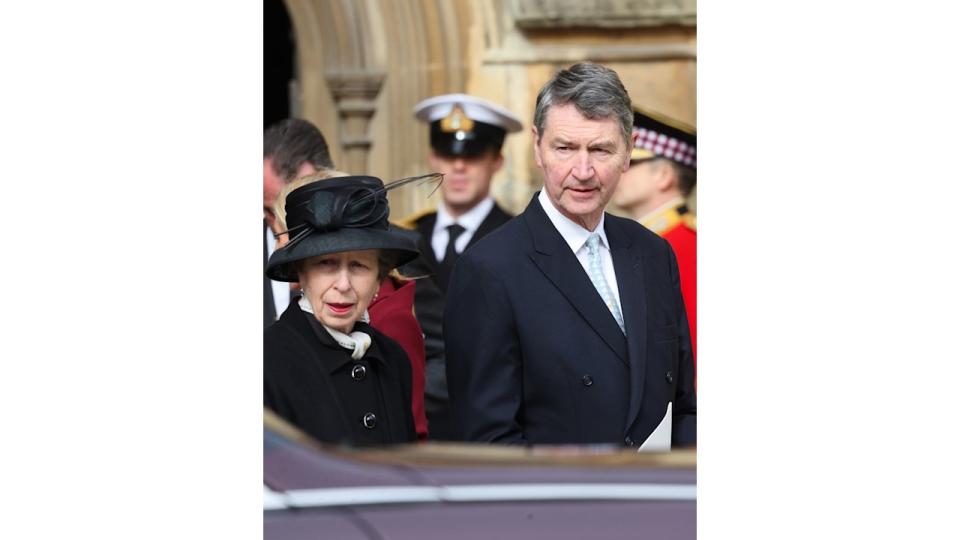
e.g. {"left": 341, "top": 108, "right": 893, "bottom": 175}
{"left": 443, "top": 63, "right": 696, "bottom": 448}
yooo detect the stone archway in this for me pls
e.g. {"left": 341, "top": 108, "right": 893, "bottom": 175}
{"left": 281, "top": 0, "right": 476, "bottom": 217}
{"left": 274, "top": 0, "right": 696, "bottom": 218}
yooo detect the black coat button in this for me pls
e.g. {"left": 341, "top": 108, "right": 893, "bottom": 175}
{"left": 581, "top": 375, "right": 593, "bottom": 387}
{"left": 362, "top": 412, "right": 377, "bottom": 429}
{"left": 665, "top": 370, "right": 675, "bottom": 384}
{"left": 625, "top": 436, "right": 634, "bottom": 446}
{"left": 351, "top": 364, "right": 367, "bottom": 381}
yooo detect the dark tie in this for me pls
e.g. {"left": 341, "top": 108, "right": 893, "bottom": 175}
{"left": 437, "top": 223, "right": 466, "bottom": 292}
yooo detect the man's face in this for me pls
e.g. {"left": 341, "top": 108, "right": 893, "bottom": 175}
{"left": 533, "top": 103, "right": 636, "bottom": 230}
{"left": 428, "top": 149, "right": 504, "bottom": 214}
{"left": 263, "top": 158, "right": 317, "bottom": 211}
{"left": 612, "top": 160, "right": 660, "bottom": 210}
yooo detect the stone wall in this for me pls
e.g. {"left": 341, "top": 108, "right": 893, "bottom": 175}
{"left": 281, "top": 0, "right": 696, "bottom": 218}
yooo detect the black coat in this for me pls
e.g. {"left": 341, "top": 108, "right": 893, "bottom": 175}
{"left": 444, "top": 194, "right": 696, "bottom": 447}
{"left": 264, "top": 302, "right": 416, "bottom": 446}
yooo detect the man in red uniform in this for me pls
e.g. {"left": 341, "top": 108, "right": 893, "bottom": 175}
{"left": 613, "top": 108, "right": 697, "bottom": 362}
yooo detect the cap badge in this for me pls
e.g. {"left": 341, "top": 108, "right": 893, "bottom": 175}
{"left": 440, "top": 105, "right": 474, "bottom": 134}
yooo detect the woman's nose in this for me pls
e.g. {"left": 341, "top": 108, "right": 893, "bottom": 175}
{"left": 333, "top": 267, "right": 351, "bottom": 290}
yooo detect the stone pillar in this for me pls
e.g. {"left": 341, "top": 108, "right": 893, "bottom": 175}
{"left": 325, "top": 69, "right": 385, "bottom": 175}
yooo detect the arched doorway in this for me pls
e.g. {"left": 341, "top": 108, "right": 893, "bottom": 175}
{"left": 264, "top": 0, "right": 294, "bottom": 127}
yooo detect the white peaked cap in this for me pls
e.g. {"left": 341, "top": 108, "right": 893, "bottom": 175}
{"left": 412, "top": 93, "right": 523, "bottom": 132}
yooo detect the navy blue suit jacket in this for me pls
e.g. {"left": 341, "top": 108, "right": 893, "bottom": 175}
{"left": 443, "top": 193, "right": 696, "bottom": 447}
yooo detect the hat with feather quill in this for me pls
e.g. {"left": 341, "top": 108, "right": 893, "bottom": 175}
{"left": 265, "top": 174, "right": 440, "bottom": 282}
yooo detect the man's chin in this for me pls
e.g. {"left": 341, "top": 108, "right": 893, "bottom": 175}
{"left": 445, "top": 195, "right": 480, "bottom": 211}
{"left": 562, "top": 193, "right": 601, "bottom": 210}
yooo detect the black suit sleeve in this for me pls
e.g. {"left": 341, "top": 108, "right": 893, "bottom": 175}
{"left": 667, "top": 242, "right": 697, "bottom": 446}
{"left": 443, "top": 254, "right": 526, "bottom": 444}
{"left": 411, "top": 272, "right": 448, "bottom": 400}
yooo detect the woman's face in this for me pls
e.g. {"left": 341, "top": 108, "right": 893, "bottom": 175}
{"left": 298, "top": 250, "right": 381, "bottom": 333}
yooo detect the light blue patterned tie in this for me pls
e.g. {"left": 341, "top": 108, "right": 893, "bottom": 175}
{"left": 586, "top": 233, "right": 625, "bottom": 333}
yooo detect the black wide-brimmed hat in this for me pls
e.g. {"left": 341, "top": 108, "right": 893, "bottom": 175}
{"left": 265, "top": 175, "right": 421, "bottom": 282}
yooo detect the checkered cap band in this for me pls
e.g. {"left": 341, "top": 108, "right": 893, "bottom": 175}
{"left": 634, "top": 127, "right": 696, "bottom": 168}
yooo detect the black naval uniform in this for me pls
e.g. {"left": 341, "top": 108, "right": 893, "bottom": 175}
{"left": 264, "top": 301, "right": 417, "bottom": 446}
{"left": 400, "top": 203, "right": 513, "bottom": 440}
{"left": 407, "top": 91, "right": 524, "bottom": 439}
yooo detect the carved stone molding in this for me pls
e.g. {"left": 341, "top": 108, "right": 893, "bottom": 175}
{"left": 325, "top": 69, "right": 385, "bottom": 174}
{"left": 510, "top": 0, "right": 696, "bottom": 29}
{"left": 484, "top": 42, "right": 696, "bottom": 64}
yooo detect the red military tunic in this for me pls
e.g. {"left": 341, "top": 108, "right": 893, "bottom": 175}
{"left": 642, "top": 200, "right": 697, "bottom": 365}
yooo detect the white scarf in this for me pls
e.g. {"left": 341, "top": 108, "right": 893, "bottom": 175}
{"left": 299, "top": 296, "right": 372, "bottom": 360}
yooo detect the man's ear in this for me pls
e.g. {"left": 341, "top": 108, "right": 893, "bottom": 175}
{"left": 655, "top": 161, "right": 678, "bottom": 192}
{"left": 532, "top": 126, "right": 544, "bottom": 168}
{"left": 622, "top": 130, "right": 639, "bottom": 172}
{"left": 295, "top": 161, "right": 318, "bottom": 180}
{"left": 491, "top": 152, "right": 505, "bottom": 173}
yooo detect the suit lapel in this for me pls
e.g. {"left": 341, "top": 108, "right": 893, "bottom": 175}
{"left": 467, "top": 203, "right": 511, "bottom": 250}
{"left": 607, "top": 219, "right": 649, "bottom": 432}
{"left": 415, "top": 213, "right": 440, "bottom": 269}
{"left": 523, "top": 199, "right": 628, "bottom": 364}
{"left": 417, "top": 213, "right": 437, "bottom": 266}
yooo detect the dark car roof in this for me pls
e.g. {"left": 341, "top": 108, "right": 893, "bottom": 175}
{"left": 264, "top": 410, "right": 695, "bottom": 539}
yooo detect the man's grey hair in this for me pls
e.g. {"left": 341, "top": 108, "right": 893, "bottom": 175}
{"left": 533, "top": 62, "right": 633, "bottom": 147}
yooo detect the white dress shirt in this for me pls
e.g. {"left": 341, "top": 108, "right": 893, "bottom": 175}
{"left": 537, "top": 189, "right": 622, "bottom": 314}
{"left": 431, "top": 197, "right": 495, "bottom": 262}
{"left": 265, "top": 224, "right": 290, "bottom": 318}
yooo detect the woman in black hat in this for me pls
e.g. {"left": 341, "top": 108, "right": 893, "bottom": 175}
{"left": 264, "top": 175, "right": 421, "bottom": 446}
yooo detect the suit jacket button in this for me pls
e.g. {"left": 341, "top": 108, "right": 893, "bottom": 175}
{"left": 665, "top": 370, "right": 675, "bottom": 384}
{"left": 351, "top": 364, "right": 367, "bottom": 381}
{"left": 581, "top": 375, "right": 593, "bottom": 387}
{"left": 625, "top": 436, "right": 634, "bottom": 446}
{"left": 362, "top": 412, "right": 377, "bottom": 429}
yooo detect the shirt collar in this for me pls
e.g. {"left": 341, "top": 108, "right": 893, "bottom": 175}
{"left": 265, "top": 221, "right": 276, "bottom": 253}
{"left": 436, "top": 196, "right": 495, "bottom": 233}
{"left": 537, "top": 189, "right": 610, "bottom": 254}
